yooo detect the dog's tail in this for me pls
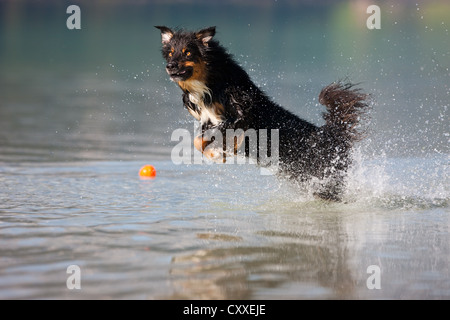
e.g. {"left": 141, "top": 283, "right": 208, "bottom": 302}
{"left": 319, "top": 81, "right": 370, "bottom": 144}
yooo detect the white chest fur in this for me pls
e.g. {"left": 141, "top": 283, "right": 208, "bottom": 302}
{"left": 187, "top": 87, "right": 222, "bottom": 126}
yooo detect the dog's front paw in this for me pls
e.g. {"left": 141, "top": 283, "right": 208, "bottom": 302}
{"left": 194, "top": 135, "right": 226, "bottom": 163}
{"left": 194, "top": 128, "right": 226, "bottom": 163}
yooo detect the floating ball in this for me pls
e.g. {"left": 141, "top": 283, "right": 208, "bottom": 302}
{"left": 139, "top": 164, "right": 156, "bottom": 179}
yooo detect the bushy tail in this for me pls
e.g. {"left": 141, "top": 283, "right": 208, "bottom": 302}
{"left": 319, "top": 81, "right": 370, "bottom": 144}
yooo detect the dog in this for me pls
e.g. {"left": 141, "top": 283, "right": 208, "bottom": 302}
{"left": 155, "top": 26, "right": 370, "bottom": 201}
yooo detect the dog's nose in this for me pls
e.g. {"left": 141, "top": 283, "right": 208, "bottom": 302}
{"left": 166, "top": 62, "right": 177, "bottom": 71}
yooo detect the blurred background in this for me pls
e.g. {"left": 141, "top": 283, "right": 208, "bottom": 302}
{"left": 0, "top": 0, "right": 448, "bottom": 162}
{"left": 0, "top": 0, "right": 449, "bottom": 300}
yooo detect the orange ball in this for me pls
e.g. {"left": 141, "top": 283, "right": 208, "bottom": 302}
{"left": 139, "top": 165, "right": 156, "bottom": 179}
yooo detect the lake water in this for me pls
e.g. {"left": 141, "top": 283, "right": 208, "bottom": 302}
{"left": 0, "top": 1, "right": 449, "bottom": 299}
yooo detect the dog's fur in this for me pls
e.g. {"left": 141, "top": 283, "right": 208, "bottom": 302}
{"left": 156, "top": 26, "right": 370, "bottom": 201}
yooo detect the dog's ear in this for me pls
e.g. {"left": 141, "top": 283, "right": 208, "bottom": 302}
{"left": 155, "top": 26, "right": 174, "bottom": 44}
{"left": 196, "top": 26, "right": 216, "bottom": 46}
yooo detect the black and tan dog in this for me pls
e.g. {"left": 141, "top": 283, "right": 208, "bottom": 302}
{"left": 156, "top": 26, "right": 369, "bottom": 201}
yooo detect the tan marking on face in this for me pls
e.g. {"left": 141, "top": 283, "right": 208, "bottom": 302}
{"left": 177, "top": 61, "right": 225, "bottom": 126}
{"left": 178, "top": 60, "right": 207, "bottom": 85}
{"left": 177, "top": 61, "right": 210, "bottom": 109}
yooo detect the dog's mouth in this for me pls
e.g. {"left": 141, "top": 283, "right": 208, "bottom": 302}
{"left": 167, "top": 67, "right": 193, "bottom": 81}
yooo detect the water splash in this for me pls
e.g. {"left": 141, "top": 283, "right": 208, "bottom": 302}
{"left": 344, "top": 143, "right": 449, "bottom": 210}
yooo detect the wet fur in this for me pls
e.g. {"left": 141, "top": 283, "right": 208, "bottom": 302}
{"left": 156, "top": 26, "right": 370, "bottom": 201}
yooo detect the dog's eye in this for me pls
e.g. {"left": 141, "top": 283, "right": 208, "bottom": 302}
{"left": 168, "top": 52, "right": 173, "bottom": 57}
{"left": 185, "top": 51, "right": 191, "bottom": 57}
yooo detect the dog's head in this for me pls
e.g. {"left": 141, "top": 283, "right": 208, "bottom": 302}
{"left": 155, "top": 26, "right": 215, "bottom": 82}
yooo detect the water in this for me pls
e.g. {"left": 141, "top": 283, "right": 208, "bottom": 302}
{"left": 0, "top": 1, "right": 449, "bottom": 299}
